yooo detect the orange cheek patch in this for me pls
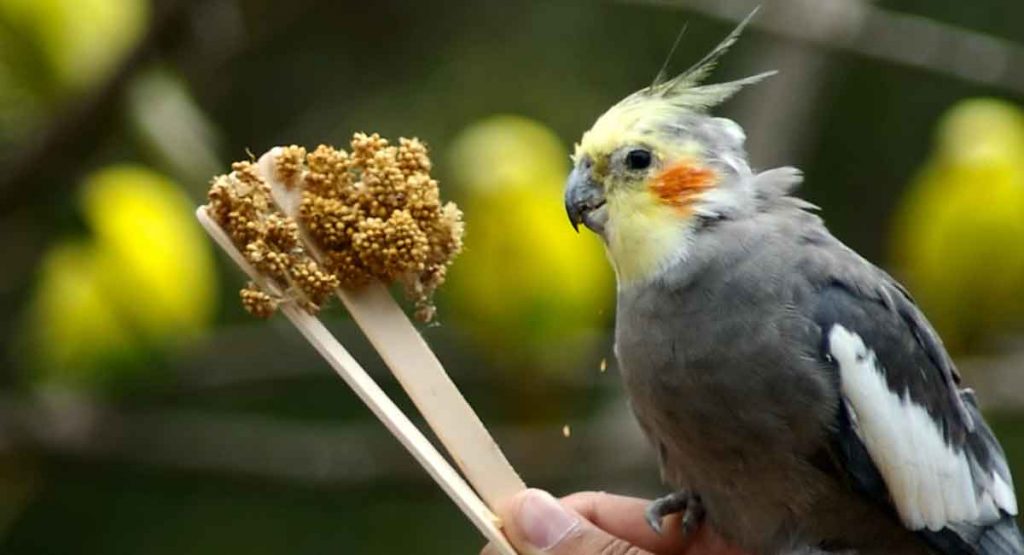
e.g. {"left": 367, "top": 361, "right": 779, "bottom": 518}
{"left": 650, "top": 161, "right": 717, "bottom": 210}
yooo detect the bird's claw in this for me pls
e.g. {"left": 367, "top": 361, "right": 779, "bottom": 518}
{"left": 681, "top": 498, "right": 705, "bottom": 537}
{"left": 644, "top": 490, "right": 704, "bottom": 538}
{"left": 644, "top": 507, "right": 667, "bottom": 535}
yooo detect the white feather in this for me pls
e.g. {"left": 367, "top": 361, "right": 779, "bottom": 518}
{"left": 994, "top": 473, "right": 1019, "bottom": 515}
{"left": 828, "top": 325, "right": 1016, "bottom": 531}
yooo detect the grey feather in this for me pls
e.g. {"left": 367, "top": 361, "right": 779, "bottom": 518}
{"left": 752, "top": 166, "right": 807, "bottom": 199}
{"left": 613, "top": 170, "right": 1021, "bottom": 554}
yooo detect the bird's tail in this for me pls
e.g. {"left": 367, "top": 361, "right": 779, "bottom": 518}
{"left": 975, "top": 516, "right": 1024, "bottom": 555}
{"left": 921, "top": 514, "right": 1023, "bottom": 555}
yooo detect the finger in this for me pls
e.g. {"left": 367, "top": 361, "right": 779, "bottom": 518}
{"left": 561, "top": 492, "right": 746, "bottom": 555}
{"left": 495, "top": 488, "right": 656, "bottom": 555}
{"left": 561, "top": 492, "right": 686, "bottom": 554}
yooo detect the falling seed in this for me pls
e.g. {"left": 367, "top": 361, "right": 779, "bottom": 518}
{"left": 599, "top": 358, "right": 607, "bottom": 373}
{"left": 562, "top": 424, "right": 571, "bottom": 438}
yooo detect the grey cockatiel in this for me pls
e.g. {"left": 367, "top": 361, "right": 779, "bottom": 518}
{"left": 563, "top": 14, "right": 1022, "bottom": 555}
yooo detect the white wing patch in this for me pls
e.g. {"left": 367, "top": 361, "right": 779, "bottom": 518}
{"left": 828, "top": 324, "right": 1018, "bottom": 531}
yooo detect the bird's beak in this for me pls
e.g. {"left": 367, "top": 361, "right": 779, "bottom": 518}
{"left": 564, "top": 164, "right": 607, "bottom": 235}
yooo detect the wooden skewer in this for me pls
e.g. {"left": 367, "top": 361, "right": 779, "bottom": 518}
{"left": 336, "top": 283, "right": 527, "bottom": 505}
{"left": 256, "top": 149, "right": 527, "bottom": 509}
{"left": 196, "top": 207, "right": 517, "bottom": 555}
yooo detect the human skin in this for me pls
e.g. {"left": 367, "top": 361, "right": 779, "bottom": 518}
{"left": 479, "top": 489, "right": 748, "bottom": 555}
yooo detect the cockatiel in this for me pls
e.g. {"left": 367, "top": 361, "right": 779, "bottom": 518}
{"left": 564, "top": 13, "right": 1022, "bottom": 555}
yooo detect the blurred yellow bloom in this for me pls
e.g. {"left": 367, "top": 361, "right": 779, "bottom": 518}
{"left": 890, "top": 98, "right": 1024, "bottom": 354}
{"left": 30, "top": 242, "right": 135, "bottom": 387}
{"left": 0, "top": 0, "right": 147, "bottom": 92}
{"left": 445, "top": 115, "right": 613, "bottom": 374}
{"left": 448, "top": 115, "right": 569, "bottom": 194}
{"left": 82, "top": 165, "right": 217, "bottom": 343}
{"left": 28, "top": 165, "right": 217, "bottom": 390}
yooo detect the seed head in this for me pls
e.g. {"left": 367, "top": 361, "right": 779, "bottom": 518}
{"left": 206, "top": 133, "right": 463, "bottom": 321}
{"left": 240, "top": 282, "right": 278, "bottom": 319}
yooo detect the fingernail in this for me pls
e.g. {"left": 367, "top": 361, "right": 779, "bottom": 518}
{"left": 518, "top": 490, "right": 580, "bottom": 550}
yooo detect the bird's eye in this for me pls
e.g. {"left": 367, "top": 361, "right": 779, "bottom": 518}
{"left": 625, "top": 149, "right": 652, "bottom": 170}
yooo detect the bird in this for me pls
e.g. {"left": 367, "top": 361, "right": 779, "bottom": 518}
{"left": 563, "top": 12, "right": 1022, "bottom": 555}
{"left": 889, "top": 98, "right": 1024, "bottom": 355}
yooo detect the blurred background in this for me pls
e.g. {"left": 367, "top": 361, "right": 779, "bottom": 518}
{"left": 1, "top": 0, "right": 1023, "bottom": 552}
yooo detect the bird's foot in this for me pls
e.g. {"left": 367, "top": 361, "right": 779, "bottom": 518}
{"left": 644, "top": 490, "right": 705, "bottom": 538}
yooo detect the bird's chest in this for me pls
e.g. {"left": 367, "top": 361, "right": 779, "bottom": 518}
{"left": 616, "top": 303, "right": 728, "bottom": 464}
{"left": 615, "top": 312, "right": 756, "bottom": 468}
{"left": 614, "top": 284, "right": 833, "bottom": 485}
{"left": 614, "top": 288, "right": 844, "bottom": 553}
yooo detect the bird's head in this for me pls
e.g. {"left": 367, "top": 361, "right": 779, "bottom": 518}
{"left": 565, "top": 13, "right": 774, "bottom": 287}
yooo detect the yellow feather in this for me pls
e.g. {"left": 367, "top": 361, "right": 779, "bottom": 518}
{"left": 575, "top": 101, "right": 704, "bottom": 286}
{"left": 575, "top": 100, "right": 678, "bottom": 164}
{"left": 605, "top": 185, "right": 690, "bottom": 286}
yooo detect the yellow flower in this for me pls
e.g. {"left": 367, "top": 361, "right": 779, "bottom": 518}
{"left": 82, "top": 165, "right": 217, "bottom": 344}
{"left": 0, "top": 0, "right": 147, "bottom": 92}
{"left": 29, "top": 242, "right": 135, "bottom": 387}
{"left": 27, "top": 164, "right": 218, "bottom": 390}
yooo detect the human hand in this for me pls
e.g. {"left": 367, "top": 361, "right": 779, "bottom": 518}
{"left": 480, "top": 489, "right": 748, "bottom": 555}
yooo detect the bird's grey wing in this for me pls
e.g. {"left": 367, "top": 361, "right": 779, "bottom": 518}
{"left": 811, "top": 275, "right": 1021, "bottom": 555}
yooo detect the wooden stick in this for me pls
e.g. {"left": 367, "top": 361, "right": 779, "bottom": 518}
{"left": 256, "top": 149, "right": 527, "bottom": 509}
{"left": 196, "top": 207, "right": 517, "bottom": 555}
{"left": 336, "top": 283, "right": 527, "bottom": 506}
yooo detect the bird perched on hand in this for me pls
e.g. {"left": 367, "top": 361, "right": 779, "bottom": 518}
{"left": 564, "top": 13, "right": 1021, "bottom": 555}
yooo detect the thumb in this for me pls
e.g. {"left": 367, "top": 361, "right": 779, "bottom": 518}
{"left": 493, "top": 489, "right": 652, "bottom": 555}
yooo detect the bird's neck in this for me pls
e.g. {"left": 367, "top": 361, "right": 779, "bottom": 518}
{"left": 605, "top": 191, "right": 693, "bottom": 288}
